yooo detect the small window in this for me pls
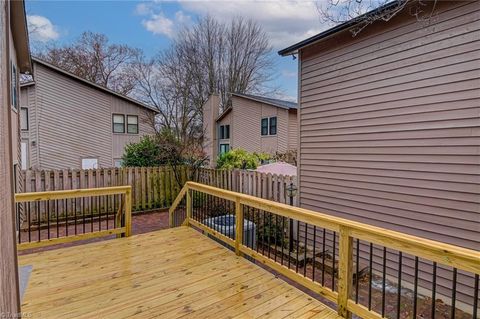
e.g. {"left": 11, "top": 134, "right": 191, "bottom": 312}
{"left": 261, "top": 118, "right": 268, "bottom": 136}
{"left": 81, "top": 158, "right": 98, "bottom": 169}
{"left": 269, "top": 117, "right": 277, "bottom": 135}
{"left": 127, "top": 115, "right": 138, "bottom": 134}
{"left": 219, "top": 125, "right": 230, "bottom": 139}
{"left": 11, "top": 62, "right": 18, "bottom": 110}
{"left": 20, "top": 107, "right": 28, "bottom": 131}
{"left": 114, "top": 159, "right": 123, "bottom": 168}
{"left": 112, "top": 114, "right": 125, "bottom": 133}
{"left": 219, "top": 144, "right": 230, "bottom": 155}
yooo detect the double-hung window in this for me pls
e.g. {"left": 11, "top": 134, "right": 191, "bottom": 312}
{"left": 219, "top": 143, "right": 230, "bottom": 154}
{"left": 127, "top": 115, "right": 138, "bottom": 134}
{"left": 219, "top": 125, "right": 230, "bottom": 139}
{"left": 261, "top": 117, "right": 277, "bottom": 136}
{"left": 112, "top": 114, "right": 125, "bottom": 133}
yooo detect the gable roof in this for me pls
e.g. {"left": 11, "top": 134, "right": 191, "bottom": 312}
{"left": 28, "top": 57, "right": 159, "bottom": 113}
{"left": 232, "top": 93, "right": 297, "bottom": 110}
{"left": 278, "top": 0, "right": 404, "bottom": 56}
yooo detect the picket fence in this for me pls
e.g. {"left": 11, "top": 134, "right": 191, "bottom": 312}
{"left": 19, "top": 166, "right": 297, "bottom": 214}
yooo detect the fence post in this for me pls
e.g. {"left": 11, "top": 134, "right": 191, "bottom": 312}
{"left": 235, "top": 196, "right": 243, "bottom": 256}
{"left": 184, "top": 188, "right": 192, "bottom": 227}
{"left": 125, "top": 187, "right": 132, "bottom": 237}
{"left": 337, "top": 225, "right": 353, "bottom": 318}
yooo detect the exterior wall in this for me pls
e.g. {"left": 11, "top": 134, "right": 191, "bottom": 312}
{"left": 297, "top": 0, "right": 479, "bottom": 306}
{"left": 287, "top": 109, "right": 298, "bottom": 151}
{"left": 230, "top": 96, "right": 293, "bottom": 155}
{"left": 0, "top": 1, "right": 21, "bottom": 314}
{"left": 217, "top": 109, "right": 232, "bottom": 152}
{"left": 202, "top": 94, "right": 220, "bottom": 166}
{"left": 20, "top": 62, "right": 156, "bottom": 170}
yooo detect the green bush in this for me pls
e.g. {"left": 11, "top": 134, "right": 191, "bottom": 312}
{"left": 216, "top": 149, "right": 270, "bottom": 170}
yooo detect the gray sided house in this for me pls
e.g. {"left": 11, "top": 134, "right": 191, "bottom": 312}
{"left": 20, "top": 58, "right": 158, "bottom": 170}
{"left": 280, "top": 0, "right": 479, "bottom": 308}
{"left": 1, "top": 0, "right": 32, "bottom": 313}
{"left": 203, "top": 93, "right": 298, "bottom": 166}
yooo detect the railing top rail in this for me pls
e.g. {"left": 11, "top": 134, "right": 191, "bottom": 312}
{"left": 15, "top": 185, "right": 132, "bottom": 202}
{"left": 185, "top": 181, "right": 480, "bottom": 274}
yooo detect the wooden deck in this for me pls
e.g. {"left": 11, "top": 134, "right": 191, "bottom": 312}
{"left": 19, "top": 227, "right": 340, "bottom": 319}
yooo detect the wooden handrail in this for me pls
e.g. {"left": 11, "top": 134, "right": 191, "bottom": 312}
{"left": 168, "top": 181, "right": 480, "bottom": 319}
{"left": 15, "top": 186, "right": 132, "bottom": 250}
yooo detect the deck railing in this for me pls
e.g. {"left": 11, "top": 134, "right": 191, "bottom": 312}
{"left": 15, "top": 186, "right": 132, "bottom": 250}
{"left": 170, "top": 182, "right": 480, "bottom": 319}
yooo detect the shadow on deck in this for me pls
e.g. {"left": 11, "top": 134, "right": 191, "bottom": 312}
{"left": 19, "top": 227, "right": 340, "bottom": 319}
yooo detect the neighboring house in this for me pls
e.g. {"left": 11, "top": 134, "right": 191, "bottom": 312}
{"left": 279, "top": 0, "right": 479, "bottom": 307}
{"left": 203, "top": 93, "right": 297, "bottom": 166}
{"left": 0, "top": 0, "right": 32, "bottom": 314}
{"left": 20, "top": 58, "right": 158, "bottom": 170}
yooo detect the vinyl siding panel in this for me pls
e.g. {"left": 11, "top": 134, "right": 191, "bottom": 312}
{"left": 231, "top": 96, "right": 291, "bottom": 154}
{"left": 298, "top": 0, "right": 479, "bottom": 307}
{"left": 26, "top": 63, "right": 156, "bottom": 169}
{"left": 288, "top": 110, "right": 298, "bottom": 150}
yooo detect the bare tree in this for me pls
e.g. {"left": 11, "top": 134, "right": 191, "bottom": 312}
{"left": 317, "top": 0, "right": 439, "bottom": 36}
{"left": 37, "top": 32, "right": 141, "bottom": 95}
{"left": 132, "top": 16, "right": 276, "bottom": 145}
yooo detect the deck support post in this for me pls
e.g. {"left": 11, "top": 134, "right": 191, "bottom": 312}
{"left": 235, "top": 197, "right": 243, "bottom": 256}
{"left": 337, "top": 225, "right": 353, "bottom": 318}
{"left": 125, "top": 187, "right": 132, "bottom": 237}
{"left": 184, "top": 188, "right": 192, "bottom": 227}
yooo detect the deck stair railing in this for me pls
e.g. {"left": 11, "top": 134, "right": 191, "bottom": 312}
{"left": 15, "top": 186, "right": 132, "bottom": 250}
{"left": 170, "top": 182, "right": 480, "bottom": 319}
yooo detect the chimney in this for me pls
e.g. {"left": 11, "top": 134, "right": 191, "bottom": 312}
{"left": 203, "top": 94, "right": 220, "bottom": 166}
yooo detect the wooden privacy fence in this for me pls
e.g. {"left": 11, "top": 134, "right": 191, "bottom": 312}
{"left": 18, "top": 166, "right": 297, "bottom": 222}
{"left": 169, "top": 182, "right": 480, "bottom": 319}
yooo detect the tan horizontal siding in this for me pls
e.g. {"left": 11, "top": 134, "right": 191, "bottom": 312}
{"left": 298, "top": 0, "right": 479, "bottom": 308}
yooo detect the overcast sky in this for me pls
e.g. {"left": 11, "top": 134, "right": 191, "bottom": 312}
{"left": 26, "top": 0, "right": 330, "bottom": 101}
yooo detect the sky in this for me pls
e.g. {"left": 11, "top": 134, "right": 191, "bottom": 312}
{"left": 25, "top": 0, "right": 331, "bottom": 101}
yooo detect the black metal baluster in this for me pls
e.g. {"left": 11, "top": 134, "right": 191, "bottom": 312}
{"left": 90, "top": 196, "right": 94, "bottom": 232}
{"left": 413, "top": 256, "right": 419, "bottom": 319}
{"left": 58, "top": 199, "right": 61, "bottom": 237}
{"left": 431, "top": 262, "right": 437, "bottom": 319}
{"left": 332, "top": 231, "right": 336, "bottom": 290}
{"left": 368, "top": 243, "right": 373, "bottom": 310}
{"left": 451, "top": 268, "right": 457, "bottom": 319}
{"left": 262, "top": 210, "right": 266, "bottom": 255}
{"left": 28, "top": 202, "right": 31, "bottom": 242}
{"left": 322, "top": 228, "right": 326, "bottom": 286}
{"left": 396, "top": 252, "right": 402, "bottom": 319}
{"left": 355, "top": 239, "right": 360, "bottom": 303}
{"left": 83, "top": 197, "right": 86, "bottom": 233}
{"left": 303, "top": 223, "right": 308, "bottom": 277}
{"left": 382, "top": 247, "right": 387, "bottom": 316}
{"left": 47, "top": 199, "right": 50, "bottom": 239}
{"left": 274, "top": 214, "right": 278, "bottom": 262}
{"left": 98, "top": 196, "right": 102, "bottom": 230}
{"left": 281, "top": 216, "right": 285, "bottom": 265}
{"left": 296, "top": 221, "right": 300, "bottom": 273}
{"left": 288, "top": 218, "right": 292, "bottom": 269}
{"left": 16, "top": 203, "right": 21, "bottom": 244}
{"left": 312, "top": 226, "right": 317, "bottom": 282}
{"left": 37, "top": 203, "right": 41, "bottom": 242}
{"left": 268, "top": 213, "right": 272, "bottom": 259}
{"left": 473, "top": 274, "right": 479, "bottom": 319}
{"left": 74, "top": 198, "right": 77, "bottom": 235}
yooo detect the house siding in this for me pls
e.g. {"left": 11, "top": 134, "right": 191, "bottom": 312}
{"left": 297, "top": 0, "right": 479, "bottom": 307}
{"left": 231, "top": 96, "right": 293, "bottom": 155}
{"left": 21, "top": 62, "right": 156, "bottom": 170}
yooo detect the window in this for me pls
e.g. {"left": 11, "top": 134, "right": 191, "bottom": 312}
{"left": 261, "top": 118, "right": 268, "bottom": 136}
{"left": 219, "top": 143, "right": 230, "bottom": 154}
{"left": 81, "top": 158, "right": 98, "bottom": 169}
{"left": 261, "top": 117, "right": 277, "bottom": 136}
{"left": 269, "top": 116, "right": 277, "bottom": 135}
{"left": 127, "top": 115, "right": 138, "bottom": 134}
{"left": 112, "top": 114, "right": 125, "bottom": 133}
{"left": 11, "top": 62, "right": 18, "bottom": 110}
{"left": 20, "top": 108, "right": 28, "bottom": 131}
{"left": 219, "top": 125, "right": 230, "bottom": 139}
{"left": 114, "top": 159, "right": 123, "bottom": 168}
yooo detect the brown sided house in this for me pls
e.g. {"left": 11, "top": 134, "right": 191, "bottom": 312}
{"left": 279, "top": 0, "right": 479, "bottom": 312}
{"left": 1, "top": 0, "right": 31, "bottom": 314}
{"left": 203, "top": 93, "right": 297, "bottom": 166}
{"left": 20, "top": 58, "right": 158, "bottom": 170}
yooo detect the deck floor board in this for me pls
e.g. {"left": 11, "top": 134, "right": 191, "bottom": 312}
{"left": 19, "top": 227, "right": 340, "bottom": 319}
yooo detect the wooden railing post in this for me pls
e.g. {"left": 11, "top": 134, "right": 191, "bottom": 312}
{"left": 184, "top": 188, "right": 192, "bottom": 227}
{"left": 337, "top": 225, "right": 353, "bottom": 318}
{"left": 235, "top": 197, "right": 243, "bottom": 256}
{"left": 125, "top": 187, "right": 132, "bottom": 237}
